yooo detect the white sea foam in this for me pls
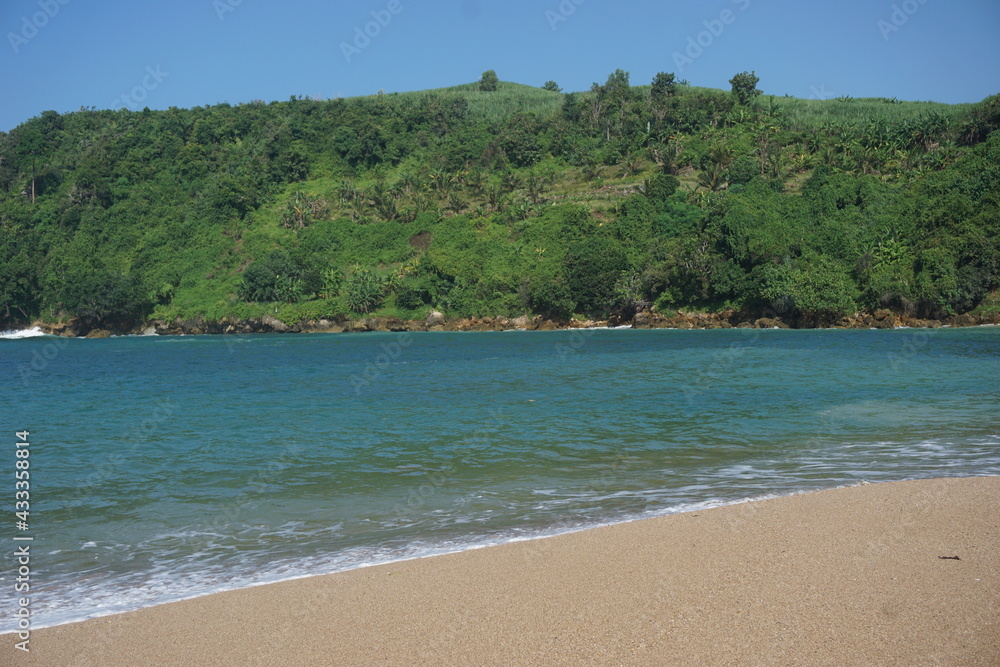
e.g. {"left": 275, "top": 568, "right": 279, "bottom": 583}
{"left": 4, "top": 329, "right": 997, "bottom": 636}
{"left": 2, "top": 483, "right": 866, "bottom": 634}
{"left": 11, "top": 463, "right": 995, "bottom": 634}
{"left": 0, "top": 326, "right": 47, "bottom": 339}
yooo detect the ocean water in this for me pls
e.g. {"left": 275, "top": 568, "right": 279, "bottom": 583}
{"left": 0, "top": 327, "right": 998, "bottom": 631}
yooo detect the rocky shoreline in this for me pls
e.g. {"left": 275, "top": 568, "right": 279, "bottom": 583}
{"left": 32, "top": 307, "right": 1000, "bottom": 338}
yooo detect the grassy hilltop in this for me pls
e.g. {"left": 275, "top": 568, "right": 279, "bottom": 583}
{"left": 1, "top": 70, "right": 998, "bottom": 331}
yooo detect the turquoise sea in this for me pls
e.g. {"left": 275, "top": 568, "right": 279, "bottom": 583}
{"left": 1, "top": 327, "right": 998, "bottom": 631}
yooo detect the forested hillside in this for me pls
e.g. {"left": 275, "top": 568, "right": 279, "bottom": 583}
{"left": 1, "top": 70, "right": 998, "bottom": 332}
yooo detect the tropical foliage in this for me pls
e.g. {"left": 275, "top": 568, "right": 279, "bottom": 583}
{"left": 0, "top": 73, "right": 997, "bottom": 330}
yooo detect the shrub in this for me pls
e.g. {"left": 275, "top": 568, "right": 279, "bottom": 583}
{"left": 758, "top": 258, "right": 859, "bottom": 316}
{"left": 644, "top": 173, "right": 680, "bottom": 204}
{"left": 239, "top": 251, "right": 303, "bottom": 303}
{"left": 274, "top": 299, "right": 347, "bottom": 326}
{"left": 345, "top": 266, "right": 389, "bottom": 313}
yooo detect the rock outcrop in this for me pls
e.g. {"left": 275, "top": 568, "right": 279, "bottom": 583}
{"left": 425, "top": 310, "right": 445, "bottom": 327}
{"left": 31, "top": 305, "right": 1000, "bottom": 339}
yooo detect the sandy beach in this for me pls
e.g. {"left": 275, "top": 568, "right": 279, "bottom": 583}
{"left": 4, "top": 476, "right": 998, "bottom": 666}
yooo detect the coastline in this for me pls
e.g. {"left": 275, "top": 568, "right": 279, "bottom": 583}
{"left": 21, "top": 306, "right": 1000, "bottom": 338}
{"left": 4, "top": 476, "right": 998, "bottom": 665}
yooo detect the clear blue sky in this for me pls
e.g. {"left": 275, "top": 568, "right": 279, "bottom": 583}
{"left": 2, "top": 0, "right": 998, "bottom": 131}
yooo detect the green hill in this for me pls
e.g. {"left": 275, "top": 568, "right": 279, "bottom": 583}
{"left": 1, "top": 70, "right": 998, "bottom": 332}
{"left": 384, "top": 81, "right": 564, "bottom": 122}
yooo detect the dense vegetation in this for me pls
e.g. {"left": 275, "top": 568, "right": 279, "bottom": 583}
{"left": 1, "top": 71, "right": 998, "bottom": 331}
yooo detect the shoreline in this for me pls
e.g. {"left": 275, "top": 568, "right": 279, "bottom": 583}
{"left": 4, "top": 322, "right": 1000, "bottom": 343}
{"left": 13, "top": 306, "right": 1000, "bottom": 339}
{"left": 4, "top": 485, "right": 822, "bottom": 635}
{"left": 4, "top": 476, "right": 998, "bottom": 665}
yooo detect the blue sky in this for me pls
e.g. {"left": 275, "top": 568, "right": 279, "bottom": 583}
{"left": 2, "top": 0, "right": 998, "bottom": 131}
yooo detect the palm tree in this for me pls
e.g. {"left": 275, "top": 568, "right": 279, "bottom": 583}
{"left": 389, "top": 179, "right": 406, "bottom": 200}
{"left": 764, "top": 148, "right": 787, "bottom": 180}
{"left": 620, "top": 154, "right": 642, "bottom": 178}
{"left": 350, "top": 189, "right": 368, "bottom": 222}
{"left": 447, "top": 192, "right": 465, "bottom": 215}
{"left": 510, "top": 201, "right": 532, "bottom": 221}
{"left": 501, "top": 170, "right": 521, "bottom": 193}
{"left": 369, "top": 181, "right": 397, "bottom": 220}
{"left": 337, "top": 179, "right": 358, "bottom": 206}
{"left": 581, "top": 161, "right": 603, "bottom": 182}
{"left": 525, "top": 171, "right": 545, "bottom": 205}
{"left": 697, "top": 162, "right": 726, "bottom": 192}
{"left": 398, "top": 170, "right": 419, "bottom": 195}
{"left": 464, "top": 168, "right": 486, "bottom": 196}
{"left": 484, "top": 183, "right": 507, "bottom": 213}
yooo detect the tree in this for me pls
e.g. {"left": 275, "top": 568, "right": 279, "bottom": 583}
{"left": 589, "top": 69, "right": 634, "bottom": 142}
{"left": 644, "top": 173, "right": 680, "bottom": 204}
{"left": 542, "top": 81, "right": 562, "bottom": 93}
{"left": 561, "top": 92, "right": 582, "bottom": 122}
{"left": 280, "top": 191, "right": 327, "bottom": 229}
{"left": 565, "top": 236, "right": 629, "bottom": 315}
{"left": 479, "top": 70, "right": 499, "bottom": 92}
{"left": 729, "top": 71, "right": 762, "bottom": 106}
{"left": 319, "top": 268, "right": 342, "bottom": 300}
{"left": 0, "top": 222, "right": 42, "bottom": 325}
{"left": 650, "top": 72, "right": 678, "bottom": 132}
{"left": 496, "top": 112, "right": 541, "bottom": 167}
{"left": 49, "top": 262, "right": 148, "bottom": 327}
{"left": 522, "top": 264, "right": 575, "bottom": 320}
{"left": 757, "top": 258, "right": 859, "bottom": 317}
{"left": 239, "top": 251, "right": 303, "bottom": 303}
{"left": 650, "top": 72, "right": 677, "bottom": 107}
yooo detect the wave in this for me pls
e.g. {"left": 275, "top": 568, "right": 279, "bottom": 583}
{"left": 5, "top": 466, "right": 997, "bottom": 633}
{"left": 0, "top": 326, "right": 47, "bottom": 339}
{"left": 0, "top": 484, "right": 840, "bottom": 633}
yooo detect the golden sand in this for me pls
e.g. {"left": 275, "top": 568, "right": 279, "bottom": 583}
{"left": 4, "top": 476, "right": 998, "bottom": 665}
